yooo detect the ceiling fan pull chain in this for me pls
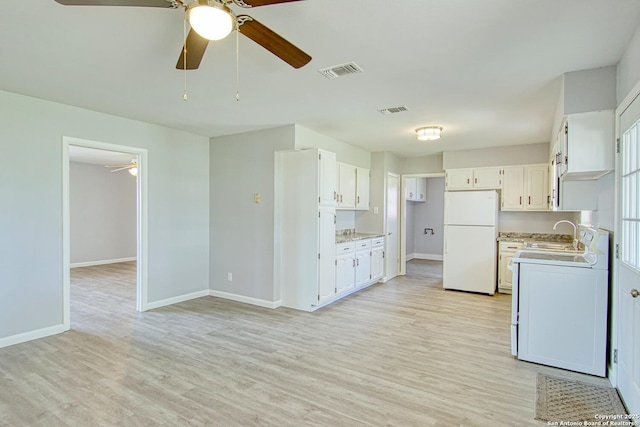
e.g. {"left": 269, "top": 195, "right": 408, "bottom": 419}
{"left": 236, "top": 22, "right": 240, "bottom": 102}
{"left": 182, "top": 11, "right": 188, "bottom": 101}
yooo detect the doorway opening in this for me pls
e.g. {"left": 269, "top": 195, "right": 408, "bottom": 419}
{"left": 400, "top": 173, "right": 445, "bottom": 281}
{"left": 62, "top": 137, "right": 148, "bottom": 332}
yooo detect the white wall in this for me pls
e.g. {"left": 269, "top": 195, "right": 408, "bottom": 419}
{"left": 70, "top": 162, "right": 136, "bottom": 264}
{"left": 210, "top": 126, "right": 295, "bottom": 304}
{"left": 591, "top": 172, "right": 615, "bottom": 231}
{"left": 499, "top": 211, "right": 580, "bottom": 234}
{"left": 295, "top": 125, "right": 370, "bottom": 168}
{"left": 0, "top": 89, "right": 210, "bottom": 342}
{"left": 356, "top": 151, "right": 401, "bottom": 234}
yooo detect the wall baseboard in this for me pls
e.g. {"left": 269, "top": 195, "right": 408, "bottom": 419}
{"left": 0, "top": 324, "right": 68, "bottom": 349}
{"left": 411, "top": 253, "right": 443, "bottom": 261}
{"left": 145, "top": 289, "right": 210, "bottom": 311}
{"left": 70, "top": 257, "right": 137, "bottom": 268}
{"left": 209, "top": 290, "right": 281, "bottom": 309}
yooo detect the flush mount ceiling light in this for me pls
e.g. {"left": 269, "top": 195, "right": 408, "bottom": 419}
{"left": 415, "top": 126, "right": 443, "bottom": 141}
{"left": 188, "top": 1, "right": 234, "bottom": 41}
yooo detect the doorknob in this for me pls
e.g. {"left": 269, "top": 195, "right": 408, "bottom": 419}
{"left": 632, "top": 288, "right": 639, "bottom": 298}
{"left": 388, "top": 232, "right": 392, "bottom": 236}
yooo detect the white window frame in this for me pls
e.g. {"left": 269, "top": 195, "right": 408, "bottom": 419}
{"left": 621, "top": 119, "right": 640, "bottom": 272}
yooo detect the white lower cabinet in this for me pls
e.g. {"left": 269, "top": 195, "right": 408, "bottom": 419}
{"left": 498, "top": 241, "right": 524, "bottom": 293}
{"left": 336, "top": 243, "right": 356, "bottom": 296}
{"left": 335, "top": 236, "right": 384, "bottom": 298}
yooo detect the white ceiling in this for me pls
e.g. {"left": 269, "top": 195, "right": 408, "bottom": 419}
{"left": 3, "top": 0, "right": 640, "bottom": 158}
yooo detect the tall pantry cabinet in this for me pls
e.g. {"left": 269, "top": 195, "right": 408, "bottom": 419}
{"left": 278, "top": 149, "right": 337, "bottom": 311}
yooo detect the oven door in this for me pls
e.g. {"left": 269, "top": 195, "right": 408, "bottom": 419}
{"left": 509, "top": 259, "right": 519, "bottom": 356}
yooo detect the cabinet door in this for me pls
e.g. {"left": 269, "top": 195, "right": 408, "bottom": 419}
{"left": 318, "top": 150, "right": 337, "bottom": 207}
{"left": 501, "top": 166, "right": 524, "bottom": 210}
{"left": 356, "top": 168, "right": 370, "bottom": 209}
{"left": 337, "top": 163, "right": 356, "bottom": 209}
{"left": 526, "top": 164, "right": 549, "bottom": 211}
{"left": 355, "top": 250, "right": 372, "bottom": 288}
{"left": 445, "top": 169, "right": 473, "bottom": 190}
{"left": 415, "top": 178, "right": 427, "bottom": 202}
{"left": 473, "top": 167, "right": 502, "bottom": 189}
{"left": 371, "top": 247, "right": 384, "bottom": 282}
{"left": 317, "top": 208, "right": 336, "bottom": 304}
{"left": 405, "top": 177, "right": 417, "bottom": 200}
{"left": 498, "top": 251, "right": 516, "bottom": 292}
{"left": 336, "top": 254, "right": 355, "bottom": 295}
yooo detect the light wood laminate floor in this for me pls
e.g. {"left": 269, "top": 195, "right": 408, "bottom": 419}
{"left": 0, "top": 261, "right": 611, "bottom": 426}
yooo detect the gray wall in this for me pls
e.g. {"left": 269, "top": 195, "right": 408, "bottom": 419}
{"left": 617, "top": 23, "right": 640, "bottom": 104}
{"left": 356, "top": 151, "right": 401, "bottom": 234}
{"left": 0, "top": 89, "right": 210, "bottom": 341}
{"left": 499, "top": 211, "right": 580, "bottom": 234}
{"left": 401, "top": 153, "right": 444, "bottom": 174}
{"left": 210, "top": 126, "right": 295, "bottom": 303}
{"left": 443, "top": 143, "right": 550, "bottom": 169}
{"left": 70, "top": 162, "right": 136, "bottom": 264}
{"left": 410, "top": 178, "right": 445, "bottom": 257}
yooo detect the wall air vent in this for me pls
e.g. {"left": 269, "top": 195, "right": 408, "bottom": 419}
{"left": 318, "top": 62, "right": 363, "bottom": 79}
{"left": 378, "top": 106, "right": 410, "bottom": 115}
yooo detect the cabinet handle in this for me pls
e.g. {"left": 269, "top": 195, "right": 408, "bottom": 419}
{"left": 357, "top": 196, "right": 360, "bottom": 204}
{"left": 353, "top": 259, "right": 356, "bottom": 267}
{"left": 467, "top": 178, "right": 470, "bottom": 184}
{"left": 519, "top": 196, "right": 522, "bottom": 205}
{"left": 334, "top": 191, "right": 337, "bottom": 201}
{"left": 528, "top": 196, "right": 531, "bottom": 205}
{"left": 474, "top": 177, "right": 478, "bottom": 184}
{"left": 340, "top": 194, "right": 343, "bottom": 202}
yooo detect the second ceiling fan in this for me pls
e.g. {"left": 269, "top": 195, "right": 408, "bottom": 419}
{"left": 54, "top": 0, "right": 312, "bottom": 71}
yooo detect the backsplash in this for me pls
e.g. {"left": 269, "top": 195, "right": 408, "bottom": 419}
{"left": 498, "top": 211, "right": 581, "bottom": 234}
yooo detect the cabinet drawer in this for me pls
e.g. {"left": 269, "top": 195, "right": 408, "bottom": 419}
{"left": 337, "top": 243, "right": 355, "bottom": 253}
{"left": 355, "top": 239, "right": 371, "bottom": 250}
{"left": 499, "top": 241, "right": 524, "bottom": 252}
{"left": 371, "top": 237, "right": 385, "bottom": 247}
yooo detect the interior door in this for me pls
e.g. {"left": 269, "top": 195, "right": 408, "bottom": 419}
{"left": 386, "top": 173, "right": 400, "bottom": 280}
{"left": 617, "top": 93, "right": 640, "bottom": 415}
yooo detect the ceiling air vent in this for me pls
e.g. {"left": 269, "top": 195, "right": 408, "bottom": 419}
{"left": 318, "top": 62, "right": 363, "bottom": 79}
{"left": 378, "top": 106, "right": 410, "bottom": 115}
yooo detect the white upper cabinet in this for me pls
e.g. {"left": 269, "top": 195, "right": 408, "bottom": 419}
{"left": 501, "top": 164, "right": 549, "bottom": 211}
{"left": 318, "top": 150, "right": 337, "bottom": 207}
{"left": 501, "top": 166, "right": 525, "bottom": 210}
{"left": 446, "top": 167, "right": 501, "bottom": 191}
{"left": 525, "top": 164, "right": 549, "bottom": 210}
{"left": 473, "top": 167, "right": 502, "bottom": 189}
{"left": 560, "top": 110, "right": 615, "bottom": 180}
{"left": 445, "top": 169, "right": 473, "bottom": 190}
{"left": 355, "top": 167, "right": 370, "bottom": 209}
{"left": 337, "top": 163, "right": 370, "bottom": 210}
{"left": 405, "top": 177, "right": 427, "bottom": 202}
{"left": 337, "top": 162, "right": 356, "bottom": 209}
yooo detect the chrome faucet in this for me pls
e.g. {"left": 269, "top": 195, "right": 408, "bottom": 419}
{"left": 553, "top": 220, "right": 578, "bottom": 249}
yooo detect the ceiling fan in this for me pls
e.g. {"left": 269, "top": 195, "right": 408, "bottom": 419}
{"left": 105, "top": 160, "right": 138, "bottom": 176}
{"left": 53, "top": 0, "right": 312, "bottom": 70}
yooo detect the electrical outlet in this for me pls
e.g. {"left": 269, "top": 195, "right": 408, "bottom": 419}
{"left": 227, "top": 272, "right": 233, "bottom": 282}
{"left": 373, "top": 207, "right": 379, "bottom": 214}
{"left": 254, "top": 193, "right": 261, "bottom": 204}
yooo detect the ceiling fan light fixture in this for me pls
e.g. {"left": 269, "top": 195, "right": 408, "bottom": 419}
{"left": 415, "top": 126, "right": 443, "bottom": 141}
{"left": 188, "top": 1, "right": 234, "bottom": 41}
{"left": 128, "top": 167, "right": 138, "bottom": 177}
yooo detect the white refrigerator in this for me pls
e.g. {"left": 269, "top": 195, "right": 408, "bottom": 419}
{"left": 443, "top": 190, "right": 499, "bottom": 295}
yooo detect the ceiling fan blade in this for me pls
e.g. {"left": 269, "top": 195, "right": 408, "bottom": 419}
{"left": 176, "top": 28, "right": 209, "bottom": 70}
{"left": 105, "top": 164, "right": 133, "bottom": 168}
{"left": 237, "top": 16, "right": 311, "bottom": 69}
{"left": 54, "top": 0, "right": 175, "bottom": 7}
{"left": 235, "top": 0, "right": 303, "bottom": 7}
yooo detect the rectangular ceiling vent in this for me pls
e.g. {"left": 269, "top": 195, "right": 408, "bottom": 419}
{"left": 378, "top": 106, "right": 410, "bottom": 115}
{"left": 318, "top": 62, "right": 363, "bottom": 79}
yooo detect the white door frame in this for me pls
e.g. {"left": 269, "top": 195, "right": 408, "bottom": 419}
{"left": 612, "top": 79, "right": 640, "bottom": 391}
{"left": 62, "top": 136, "right": 149, "bottom": 329}
{"left": 385, "top": 172, "right": 400, "bottom": 282}
{"left": 400, "top": 172, "right": 445, "bottom": 275}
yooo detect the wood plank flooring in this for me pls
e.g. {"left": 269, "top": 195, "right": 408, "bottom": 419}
{"left": 0, "top": 260, "right": 611, "bottom": 426}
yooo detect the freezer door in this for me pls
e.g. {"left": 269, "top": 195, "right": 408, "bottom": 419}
{"left": 444, "top": 191, "right": 498, "bottom": 226}
{"left": 443, "top": 225, "right": 497, "bottom": 294}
